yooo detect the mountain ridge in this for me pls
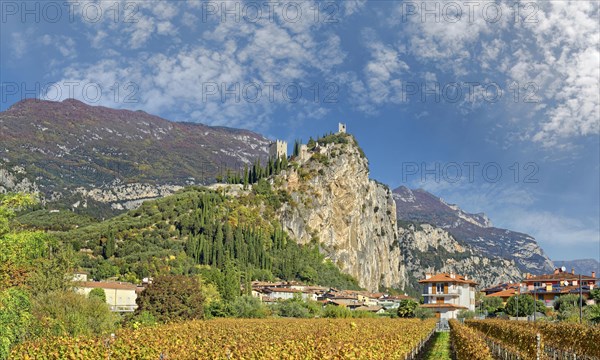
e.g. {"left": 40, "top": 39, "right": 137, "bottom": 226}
{"left": 0, "top": 98, "right": 270, "bottom": 216}
{"left": 394, "top": 186, "right": 554, "bottom": 280}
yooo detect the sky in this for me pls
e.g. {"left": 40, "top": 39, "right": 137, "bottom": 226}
{"left": 1, "top": 0, "right": 599, "bottom": 262}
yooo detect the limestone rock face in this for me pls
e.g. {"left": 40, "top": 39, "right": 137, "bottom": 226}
{"left": 394, "top": 186, "right": 554, "bottom": 278}
{"left": 275, "top": 136, "right": 406, "bottom": 292}
{"left": 398, "top": 223, "right": 524, "bottom": 289}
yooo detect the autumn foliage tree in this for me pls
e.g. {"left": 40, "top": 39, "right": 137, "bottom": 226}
{"left": 136, "top": 275, "right": 205, "bottom": 323}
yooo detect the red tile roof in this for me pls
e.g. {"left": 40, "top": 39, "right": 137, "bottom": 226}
{"left": 420, "top": 303, "right": 468, "bottom": 310}
{"left": 419, "top": 273, "right": 478, "bottom": 285}
{"left": 487, "top": 289, "right": 516, "bottom": 298}
{"left": 524, "top": 273, "right": 597, "bottom": 282}
{"left": 76, "top": 281, "right": 137, "bottom": 290}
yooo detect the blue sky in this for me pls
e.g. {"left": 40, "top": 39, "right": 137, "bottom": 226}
{"left": 1, "top": 0, "right": 599, "bottom": 262}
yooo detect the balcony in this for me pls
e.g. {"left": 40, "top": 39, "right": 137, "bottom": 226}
{"left": 422, "top": 293, "right": 459, "bottom": 297}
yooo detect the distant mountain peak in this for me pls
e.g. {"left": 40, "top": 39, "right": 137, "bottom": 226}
{"left": 393, "top": 186, "right": 553, "bottom": 275}
{"left": 0, "top": 99, "right": 270, "bottom": 216}
{"left": 393, "top": 186, "right": 492, "bottom": 228}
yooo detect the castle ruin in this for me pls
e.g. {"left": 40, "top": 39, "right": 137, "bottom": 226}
{"left": 269, "top": 140, "right": 288, "bottom": 159}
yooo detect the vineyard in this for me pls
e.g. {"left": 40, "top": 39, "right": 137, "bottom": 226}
{"left": 11, "top": 318, "right": 436, "bottom": 360}
{"left": 464, "top": 320, "right": 600, "bottom": 360}
{"left": 448, "top": 320, "right": 492, "bottom": 360}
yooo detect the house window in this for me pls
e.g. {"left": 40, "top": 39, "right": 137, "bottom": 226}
{"left": 436, "top": 283, "right": 444, "bottom": 294}
{"left": 534, "top": 282, "right": 542, "bottom": 287}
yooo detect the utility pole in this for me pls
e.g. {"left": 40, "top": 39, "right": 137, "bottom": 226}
{"left": 533, "top": 287, "right": 537, "bottom": 323}
{"left": 579, "top": 274, "right": 583, "bottom": 324}
{"left": 516, "top": 284, "right": 519, "bottom": 320}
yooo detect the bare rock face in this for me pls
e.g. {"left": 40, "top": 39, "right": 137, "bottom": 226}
{"left": 394, "top": 186, "right": 554, "bottom": 277}
{"left": 275, "top": 136, "right": 406, "bottom": 292}
{"left": 398, "top": 223, "right": 524, "bottom": 290}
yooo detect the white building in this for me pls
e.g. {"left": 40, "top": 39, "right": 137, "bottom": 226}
{"left": 419, "top": 273, "right": 477, "bottom": 320}
{"left": 74, "top": 281, "right": 139, "bottom": 312}
{"left": 259, "top": 287, "right": 318, "bottom": 302}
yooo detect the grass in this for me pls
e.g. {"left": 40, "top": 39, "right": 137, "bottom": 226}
{"left": 422, "top": 332, "right": 452, "bottom": 360}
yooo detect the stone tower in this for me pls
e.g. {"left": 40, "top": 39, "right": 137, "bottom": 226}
{"left": 338, "top": 123, "right": 347, "bottom": 133}
{"left": 269, "top": 140, "right": 287, "bottom": 159}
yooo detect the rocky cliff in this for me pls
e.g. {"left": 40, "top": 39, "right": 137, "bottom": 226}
{"left": 394, "top": 186, "right": 555, "bottom": 290}
{"left": 273, "top": 134, "right": 406, "bottom": 292}
{"left": 398, "top": 223, "right": 524, "bottom": 291}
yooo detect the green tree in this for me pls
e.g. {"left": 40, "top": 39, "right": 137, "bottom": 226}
{"left": 276, "top": 294, "right": 311, "bottom": 318}
{"left": 221, "top": 261, "right": 240, "bottom": 302}
{"left": 505, "top": 294, "right": 534, "bottom": 317}
{"left": 88, "top": 288, "right": 106, "bottom": 303}
{"left": 0, "top": 193, "right": 36, "bottom": 237}
{"left": 584, "top": 304, "right": 600, "bottom": 324}
{"left": 136, "top": 275, "right": 205, "bottom": 323}
{"left": 414, "top": 307, "right": 434, "bottom": 320}
{"left": 457, "top": 310, "right": 476, "bottom": 320}
{"left": 397, "top": 299, "right": 419, "bottom": 318}
{"left": 102, "top": 232, "right": 115, "bottom": 259}
{"left": 482, "top": 296, "right": 504, "bottom": 315}
{"left": 293, "top": 139, "right": 301, "bottom": 157}
{"left": 31, "top": 291, "right": 118, "bottom": 338}
{"left": 554, "top": 294, "right": 582, "bottom": 321}
{"left": 0, "top": 288, "right": 33, "bottom": 360}
{"left": 230, "top": 296, "right": 269, "bottom": 318}
{"left": 323, "top": 304, "right": 352, "bottom": 318}
{"left": 589, "top": 288, "right": 600, "bottom": 302}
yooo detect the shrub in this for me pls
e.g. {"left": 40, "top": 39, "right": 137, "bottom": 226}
{"left": 88, "top": 288, "right": 106, "bottom": 303}
{"left": 414, "top": 307, "right": 434, "bottom": 320}
{"left": 136, "top": 275, "right": 205, "bottom": 323}
{"left": 323, "top": 305, "right": 352, "bottom": 318}
{"left": 31, "top": 290, "right": 119, "bottom": 338}
{"left": 0, "top": 288, "right": 32, "bottom": 360}
{"left": 230, "top": 296, "right": 269, "bottom": 318}
{"left": 505, "top": 294, "right": 535, "bottom": 317}
{"left": 457, "top": 310, "right": 476, "bottom": 320}
{"left": 397, "top": 299, "right": 418, "bottom": 318}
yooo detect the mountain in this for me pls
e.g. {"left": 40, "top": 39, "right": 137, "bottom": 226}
{"left": 57, "top": 132, "right": 406, "bottom": 292}
{"left": 554, "top": 259, "right": 599, "bottom": 276}
{"left": 393, "top": 186, "right": 554, "bottom": 289}
{"left": 275, "top": 133, "right": 406, "bottom": 292}
{"left": 0, "top": 99, "right": 269, "bottom": 216}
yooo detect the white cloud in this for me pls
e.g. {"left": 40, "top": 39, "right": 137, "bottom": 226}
{"left": 50, "top": 0, "right": 347, "bottom": 129}
{"left": 500, "top": 209, "right": 600, "bottom": 246}
{"left": 357, "top": 0, "right": 599, "bottom": 149}
{"left": 11, "top": 32, "right": 27, "bottom": 59}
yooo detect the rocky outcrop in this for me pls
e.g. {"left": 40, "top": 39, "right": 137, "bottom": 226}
{"left": 74, "top": 182, "right": 184, "bottom": 210}
{"left": 398, "top": 223, "right": 523, "bottom": 290}
{"left": 394, "top": 186, "right": 554, "bottom": 276}
{"left": 274, "top": 135, "right": 406, "bottom": 292}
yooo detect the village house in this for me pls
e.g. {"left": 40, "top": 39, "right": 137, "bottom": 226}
{"left": 250, "top": 281, "right": 321, "bottom": 302}
{"left": 522, "top": 268, "right": 597, "bottom": 307}
{"left": 74, "top": 280, "right": 139, "bottom": 312}
{"left": 354, "top": 305, "right": 386, "bottom": 314}
{"left": 481, "top": 282, "right": 519, "bottom": 296}
{"left": 419, "top": 272, "right": 477, "bottom": 319}
{"left": 485, "top": 288, "right": 517, "bottom": 306}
